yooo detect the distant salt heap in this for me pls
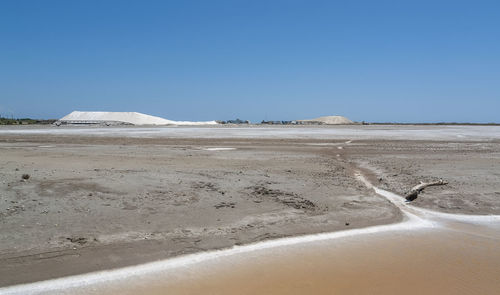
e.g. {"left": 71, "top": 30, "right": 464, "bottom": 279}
{"left": 298, "top": 115, "right": 354, "bottom": 125}
{"left": 56, "top": 111, "right": 218, "bottom": 126}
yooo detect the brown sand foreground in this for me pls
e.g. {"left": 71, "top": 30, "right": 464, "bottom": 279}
{"left": 1, "top": 126, "right": 500, "bottom": 290}
{"left": 95, "top": 228, "right": 500, "bottom": 295}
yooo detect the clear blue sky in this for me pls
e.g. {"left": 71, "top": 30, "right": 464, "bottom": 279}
{"left": 1, "top": 0, "right": 499, "bottom": 123}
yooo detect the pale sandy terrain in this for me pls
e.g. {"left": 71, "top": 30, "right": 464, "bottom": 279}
{"left": 0, "top": 125, "right": 499, "bottom": 288}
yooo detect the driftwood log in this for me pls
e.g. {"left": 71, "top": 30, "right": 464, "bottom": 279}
{"left": 405, "top": 179, "right": 448, "bottom": 201}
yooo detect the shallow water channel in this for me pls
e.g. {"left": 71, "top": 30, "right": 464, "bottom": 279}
{"left": 2, "top": 174, "right": 499, "bottom": 295}
{"left": 93, "top": 187, "right": 500, "bottom": 295}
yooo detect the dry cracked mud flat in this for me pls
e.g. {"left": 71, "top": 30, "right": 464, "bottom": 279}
{"left": 0, "top": 125, "right": 499, "bottom": 293}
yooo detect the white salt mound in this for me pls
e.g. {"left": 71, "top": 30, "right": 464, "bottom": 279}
{"left": 58, "top": 111, "right": 218, "bottom": 126}
{"left": 299, "top": 115, "right": 354, "bottom": 125}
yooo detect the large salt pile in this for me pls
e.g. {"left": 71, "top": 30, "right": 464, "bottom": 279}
{"left": 298, "top": 116, "right": 354, "bottom": 125}
{"left": 57, "top": 111, "right": 218, "bottom": 126}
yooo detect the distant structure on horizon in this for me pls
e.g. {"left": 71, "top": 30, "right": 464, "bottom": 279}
{"left": 55, "top": 111, "right": 218, "bottom": 126}
{"left": 259, "top": 115, "right": 355, "bottom": 125}
{"left": 217, "top": 118, "right": 251, "bottom": 124}
{"left": 54, "top": 112, "right": 355, "bottom": 126}
{"left": 297, "top": 115, "right": 354, "bottom": 125}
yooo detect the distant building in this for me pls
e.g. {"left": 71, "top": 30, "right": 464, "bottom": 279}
{"left": 297, "top": 115, "right": 354, "bottom": 125}
{"left": 221, "top": 118, "right": 250, "bottom": 124}
{"left": 260, "top": 120, "right": 299, "bottom": 125}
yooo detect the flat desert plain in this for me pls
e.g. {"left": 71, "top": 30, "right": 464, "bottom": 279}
{"left": 0, "top": 125, "right": 499, "bottom": 293}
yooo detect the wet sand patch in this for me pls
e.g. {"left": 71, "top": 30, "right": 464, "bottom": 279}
{"left": 11, "top": 224, "right": 497, "bottom": 295}
{"left": 113, "top": 229, "right": 499, "bottom": 295}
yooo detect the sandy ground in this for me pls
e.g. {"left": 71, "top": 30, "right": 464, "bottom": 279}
{"left": 1, "top": 125, "right": 499, "bottom": 287}
{"left": 350, "top": 140, "right": 500, "bottom": 214}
